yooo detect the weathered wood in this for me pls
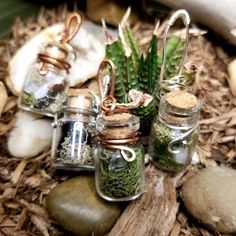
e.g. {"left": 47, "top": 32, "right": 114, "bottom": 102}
{"left": 109, "top": 165, "right": 179, "bottom": 236}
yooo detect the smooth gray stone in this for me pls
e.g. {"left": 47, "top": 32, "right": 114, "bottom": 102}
{"left": 182, "top": 166, "right": 236, "bottom": 233}
{"left": 46, "top": 176, "right": 121, "bottom": 236}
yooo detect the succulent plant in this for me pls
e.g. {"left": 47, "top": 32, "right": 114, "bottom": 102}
{"left": 104, "top": 10, "right": 194, "bottom": 126}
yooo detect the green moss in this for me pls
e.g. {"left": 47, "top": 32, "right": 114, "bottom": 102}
{"left": 149, "top": 121, "right": 198, "bottom": 172}
{"left": 98, "top": 144, "right": 144, "bottom": 199}
{"left": 21, "top": 91, "right": 37, "bottom": 106}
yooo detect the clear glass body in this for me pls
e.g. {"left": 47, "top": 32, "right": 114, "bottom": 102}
{"left": 18, "top": 64, "right": 68, "bottom": 117}
{"left": 148, "top": 95, "right": 200, "bottom": 173}
{"left": 94, "top": 113, "right": 145, "bottom": 201}
{"left": 52, "top": 108, "right": 96, "bottom": 171}
{"left": 95, "top": 141, "right": 145, "bottom": 201}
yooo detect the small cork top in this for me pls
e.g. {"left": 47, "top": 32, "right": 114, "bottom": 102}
{"left": 103, "top": 113, "right": 132, "bottom": 122}
{"left": 68, "top": 88, "right": 90, "bottom": 97}
{"left": 67, "top": 88, "right": 97, "bottom": 113}
{"left": 166, "top": 91, "right": 197, "bottom": 109}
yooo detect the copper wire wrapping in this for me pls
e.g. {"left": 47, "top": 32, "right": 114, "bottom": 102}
{"left": 97, "top": 59, "right": 140, "bottom": 153}
{"left": 37, "top": 54, "right": 71, "bottom": 74}
{"left": 37, "top": 12, "right": 81, "bottom": 75}
{"left": 97, "top": 59, "right": 141, "bottom": 114}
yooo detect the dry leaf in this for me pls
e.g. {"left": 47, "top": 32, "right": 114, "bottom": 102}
{"left": 25, "top": 175, "right": 42, "bottom": 188}
{"left": 10, "top": 160, "right": 27, "bottom": 184}
{"left": 30, "top": 215, "right": 49, "bottom": 236}
{"left": 20, "top": 199, "right": 47, "bottom": 217}
{"left": 3, "top": 97, "right": 17, "bottom": 113}
{"left": 170, "top": 221, "right": 181, "bottom": 236}
{"left": 16, "top": 208, "right": 28, "bottom": 230}
{"left": 0, "top": 81, "right": 8, "bottom": 117}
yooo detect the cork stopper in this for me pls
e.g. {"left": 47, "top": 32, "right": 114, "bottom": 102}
{"left": 96, "top": 113, "right": 140, "bottom": 137}
{"left": 166, "top": 91, "right": 197, "bottom": 110}
{"left": 67, "top": 88, "right": 98, "bottom": 113}
{"left": 103, "top": 113, "right": 133, "bottom": 122}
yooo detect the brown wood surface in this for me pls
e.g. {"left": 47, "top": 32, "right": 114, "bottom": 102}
{"left": 109, "top": 165, "right": 179, "bottom": 236}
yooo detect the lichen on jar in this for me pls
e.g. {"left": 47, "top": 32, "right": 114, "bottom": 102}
{"left": 52, "top": 88, "right": 98, "bottom": 171}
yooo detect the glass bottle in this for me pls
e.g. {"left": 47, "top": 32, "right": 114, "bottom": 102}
{"left": 18, "top": 13, "right": 81, "bottom": 117}
{"left": 51, "top": 89, "right": 99, "bottom": 171}
{"left": 94, "top": 113, "right": 145, "bottom": 201}
{"left": 148, "top": 90, "right": 200, "bottom": 173}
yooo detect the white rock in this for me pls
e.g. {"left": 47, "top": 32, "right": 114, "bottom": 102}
{"left": 8, "top": 21, "right": 117, "bottom": 95}
{"left": 7, "top": 111, "right": 53, "bottom": 158}
{"left": 8, "top": 24, "right": 63, "bottom": 95}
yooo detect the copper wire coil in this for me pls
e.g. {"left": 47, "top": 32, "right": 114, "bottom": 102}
{"left": 37, "top": 53, "right": 71, "bottom": 74}
{"left": 98, "top": 132, "right": 139, "bottom": 146}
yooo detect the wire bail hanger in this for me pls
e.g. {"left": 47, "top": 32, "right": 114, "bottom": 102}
{"left": 159, "top": 9, "right": 190, "bottom": 95}
{"left": 38, "top": 12, "right": 81, "bottom": 75}
{"left": 97, "top": 59, "right": 142, "bottom": 114}
{"left": 97, "top": 59, "right": 117, "bottom": 114}
{"left": 60, "top": 12, "right": 82, "bottom": 44}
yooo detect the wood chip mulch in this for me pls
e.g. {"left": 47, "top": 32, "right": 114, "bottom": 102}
{"left": 0, "top": 5, "right": 235, "bottom": 236}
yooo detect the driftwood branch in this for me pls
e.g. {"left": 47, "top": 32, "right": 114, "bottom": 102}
{"left": 109, "top": 165, "right": 179, "bottom": 236}
{"left": 154, "top": 0, "right": 236, "bottom": 46}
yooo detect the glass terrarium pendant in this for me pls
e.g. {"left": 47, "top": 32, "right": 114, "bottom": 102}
{"left": 149, "top": 90, "right": 201, "bottom": 173}
{"left": 18, "top": 13, "right": 81, "bottom": 117}
{"left": 51, "top": 88, "right": 99, "bottom": 171}
{"left": 94, "top": 60, "right": 145, "bottom": 202}
{"left": 156, "top": 9, "right": 191, "bottom": 100}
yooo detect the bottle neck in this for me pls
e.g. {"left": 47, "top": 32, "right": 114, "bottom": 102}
{"left": 60, "top": 107, "right": 96, "bottom": 123}
{"left": 158, "top": 99, "right": 200, "bottom": 129}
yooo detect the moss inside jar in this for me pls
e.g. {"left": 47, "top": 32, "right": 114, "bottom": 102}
{"left": 148, "top": 90, "right": 200, "bottom": 173}
{"left": 95, "top": 113, "right": 145, "bottom": 201}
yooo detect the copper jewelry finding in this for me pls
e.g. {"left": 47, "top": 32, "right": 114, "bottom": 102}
{"left": 97, "top": 59, "right": 141, "bottom": 114}
{"left": 38, "top": 12, "right": 81, "bottom": 75}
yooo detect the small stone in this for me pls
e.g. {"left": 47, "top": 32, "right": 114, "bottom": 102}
{"left": 7, "top": 111, "right": 52, "bottom": 158}
{"left": 181, "top": 166, "right": 236, "bottom": 233}
{"left": 45, "top": 175, "right": 121, "bottom": 236}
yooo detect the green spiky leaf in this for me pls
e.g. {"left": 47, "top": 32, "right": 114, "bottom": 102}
{"left": 162, "top": 36, "right": 185, "bottom": 79}
{"left": 139, "top": 34, "right": 159, "bottom": 94}
{"left": 122, "top": 26, "right": 141, "bottom": 71}
{"left": 106, "top": 40, "right": 128, "bottom": 103}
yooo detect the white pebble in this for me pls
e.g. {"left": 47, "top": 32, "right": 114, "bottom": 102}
{"left": 7, "top": 111, "right": 53, "bottom": 158}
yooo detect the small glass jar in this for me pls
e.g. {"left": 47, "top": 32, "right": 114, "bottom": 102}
{"left": 51, "top": 89, "right": 98, "bottom": 171}
{"left": 18, "top": 42, "right": 74, "bottom": 117}
{"left": 149, "top": 90, "right": 200, "bottom": 173}
{"left": 94, "top": 113, "right": 145, "bottom": 201}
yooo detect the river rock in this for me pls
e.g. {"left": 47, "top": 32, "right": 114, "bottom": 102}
{"left": 45, "top": 176, "right": 121, "bottom": 236}
{"left": 181, "top": 166, "right": 236, "bottom": 233}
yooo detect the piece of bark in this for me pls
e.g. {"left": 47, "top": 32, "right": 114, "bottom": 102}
{"left": 109, "top": 165, "right": 179, "bottom": 236}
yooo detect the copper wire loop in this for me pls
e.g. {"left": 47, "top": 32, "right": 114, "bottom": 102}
{"left": 37, "top": 54, "right": 71, "bottom": 74}
{"left": 60, "top": 13, "right": 82, "bottom": 44}
{"left": 97, "top": 59, "right": 141, "bottom": 114}
{"left": 100, "top": 95, "right": 116, "bottom": 112}
{"left": 97, "top": 59, "right": 116, "bottom": 98}
{"left": 37, "top": 13, "right": 81, "bottom": 75}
